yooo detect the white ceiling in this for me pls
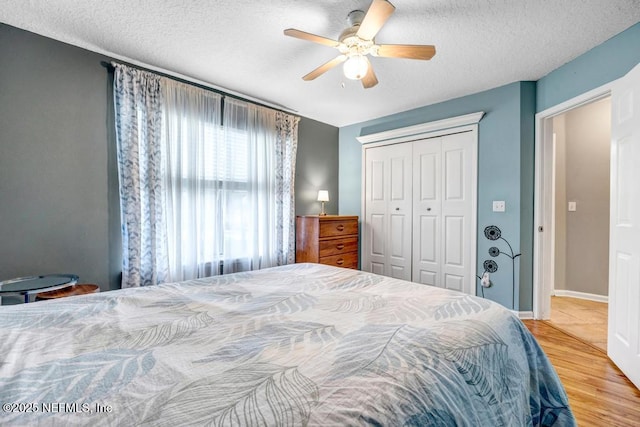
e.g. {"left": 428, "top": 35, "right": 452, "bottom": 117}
{"left": 2, "top": 1, "right": 639, "bottom": 127}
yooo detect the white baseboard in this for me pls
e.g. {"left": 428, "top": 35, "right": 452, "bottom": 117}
{"left": 553, "top": 289, "right": 608, "bottom": 303}
{"left": 512, "top": 311, "right": 534, "bottom": 319}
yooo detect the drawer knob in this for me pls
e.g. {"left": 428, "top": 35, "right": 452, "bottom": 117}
{"left": 336, "top": 258, "right": 344, "bottom": 265}
{"left": 336, "top": 244, "right": 345, "bottom": 250}
{"left": 336, "top": 225, "right": 345, "bottom": 231}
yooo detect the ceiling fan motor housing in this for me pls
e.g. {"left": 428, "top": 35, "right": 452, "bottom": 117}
{"left": 339, "top": 10, "right": 375, "bottom": 57}
{"left": 347, "top": 10, "right": 366, "bottom": 27}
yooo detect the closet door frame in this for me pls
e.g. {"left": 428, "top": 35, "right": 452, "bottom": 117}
{"left": 359, "top": 112, "right": 483, "bottom": 293}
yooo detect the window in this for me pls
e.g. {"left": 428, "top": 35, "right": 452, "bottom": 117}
{"left": 115, "top": 64, "right": 298, "bottom": 287}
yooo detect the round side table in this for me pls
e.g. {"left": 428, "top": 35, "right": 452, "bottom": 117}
{"left": 35, "top": 284, "right": 100, "bottom": 301}
{"left": 0, "top": 274, "right": 79, "bottom": 303}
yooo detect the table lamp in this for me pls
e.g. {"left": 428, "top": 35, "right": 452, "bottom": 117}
{"left": 317, "top": 190, "right": 329, "bottom": 216}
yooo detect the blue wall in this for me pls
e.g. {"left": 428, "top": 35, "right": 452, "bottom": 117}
{"left": 340, "top": 82, "right": 535, "bottom": 310}
{"left": 340, "top": 21, "right": 640, "bottom": 311}
{"left": 537, "top": 22, "right": 640, "bottom": 112}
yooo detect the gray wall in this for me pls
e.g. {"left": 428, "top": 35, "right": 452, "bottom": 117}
{"left": 1, "top": 24, "right": 116, "bottom": 291}
{"left": 554, "top": 99, "right": 611, "bottom": 296}
{"left": 0, "top": 24, "right": 339, "bottom": 293}
{"left": 295, "top": 118, "right": 339, "bottom": 216}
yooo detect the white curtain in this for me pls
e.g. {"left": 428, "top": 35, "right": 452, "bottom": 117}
{"left": 115, "top": 69, "right": 299, "bottom": 285}
{"left": 219, "top": 99, "right": 299, "bottom": 274}
{"left": 163, "top": 80, "right": 223, "bottom": 281}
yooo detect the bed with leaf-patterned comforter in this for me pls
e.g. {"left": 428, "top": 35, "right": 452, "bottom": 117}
{"left": 0, "top": 263, "right": 575, "bottom": 426}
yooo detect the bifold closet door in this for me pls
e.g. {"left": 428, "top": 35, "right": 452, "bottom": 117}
{"left": 413, "top": 132, "right": 475, "bottom": 293}
{"left": 412, "top": 137, "right": 442, "bottom": 286}
{"left": 363, "top": 143, "right": 412, "bottom": 280}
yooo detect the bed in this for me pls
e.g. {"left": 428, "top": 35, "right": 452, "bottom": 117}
{"left": 0, "top": 263, "right": 575, "bottom": 426}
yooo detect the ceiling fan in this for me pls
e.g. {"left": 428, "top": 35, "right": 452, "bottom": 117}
{"left": 284, "top": 0, "right": 436, "bottom": 89}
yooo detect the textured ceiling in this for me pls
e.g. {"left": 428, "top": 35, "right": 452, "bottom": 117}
{"left": 2, "top": 1, "right": 639, "bottom": 126}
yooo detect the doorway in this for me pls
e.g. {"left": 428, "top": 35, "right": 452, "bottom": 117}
{"left": 545, "top": 98, "right": 611, "bottom": 349}
{"left": 533, "top": 82, "right": 613, "bottom": 321}
{"left": 535, "top": 63, "right": 640, "bottom": 390}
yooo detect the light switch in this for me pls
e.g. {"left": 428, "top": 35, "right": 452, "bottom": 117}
{"left": 568, "top": 201, "right": 577, "bottom": 212}
{"left": 492, "top": 201, "right": 506, "bottom": 212}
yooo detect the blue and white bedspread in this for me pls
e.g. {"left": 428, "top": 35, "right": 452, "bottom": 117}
{"left": 0, "top": 263, "right": 575, "bottom": 426}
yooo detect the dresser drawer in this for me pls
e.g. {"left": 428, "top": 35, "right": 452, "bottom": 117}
{"left": 319, "top": 252, "right": 358, "bottom": 269}
{"left": 319, "top": 236, "right": 358, "bottom": 258}
{"left": 296, "top": 215, "right": 359, "bottom": 266}
{"left": 319, "top": 219, "right": 358, "bottom": 238}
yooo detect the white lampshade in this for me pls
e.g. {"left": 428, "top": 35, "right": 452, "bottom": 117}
{"left": 343, "top": 55, "right": 368, "bottom": 80}
{"left": 317, "top": 190, "right": 329, "bottom": 202}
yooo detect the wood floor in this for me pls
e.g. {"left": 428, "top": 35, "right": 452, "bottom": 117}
{"left": 524, "top": 320, "right": 640, "bottom": 426}
{"left": 548, "top": 296, "right": 608, "bottom": 352}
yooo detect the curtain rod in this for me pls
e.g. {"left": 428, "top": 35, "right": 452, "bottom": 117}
{"left": 102, "top": 60, "right": 298, "bottom": 117}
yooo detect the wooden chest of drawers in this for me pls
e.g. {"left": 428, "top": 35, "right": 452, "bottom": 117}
{"left": 296, "top": 215, "right": 359, "bottom": 269}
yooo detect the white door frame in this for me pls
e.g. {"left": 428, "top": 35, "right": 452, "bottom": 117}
{"left": 359, "top": 112, "right": 483, "bottom": 293}
{"left": 533, "top": 84, "right": 612, "bottom": 319}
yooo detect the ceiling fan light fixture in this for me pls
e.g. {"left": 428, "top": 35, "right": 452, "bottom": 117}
{"left": 284, "top": 0, "right": 434, "bottom": 89}
{"left": 343, "top": 55, "right": 368, "bottom": 80}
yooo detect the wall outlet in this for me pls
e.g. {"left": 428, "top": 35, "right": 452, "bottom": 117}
{"left": 492, "top": 200, "right": 506, "bottom": 212}
{"left": 481, "top": 272, "right": 492, "bottom": 287}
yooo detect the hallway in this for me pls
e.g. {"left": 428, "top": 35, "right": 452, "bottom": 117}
{"left": 547, "top": 296, "right": 607, "bottom": 352}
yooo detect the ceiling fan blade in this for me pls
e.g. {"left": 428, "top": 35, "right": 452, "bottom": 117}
{"left": 303, "top": 55, "right": 347, "bottom": 81}
{"left": 376, "top": 44, "right": 436, "bottom": 60}
{"left": 361, "top": 58, "right": 378, "bottom": 89}
{"left": 284, "top": 28, "right": 340, "bottom": 47}
{"left": 357, "top": 0, "right": 396, "bottom": 41}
